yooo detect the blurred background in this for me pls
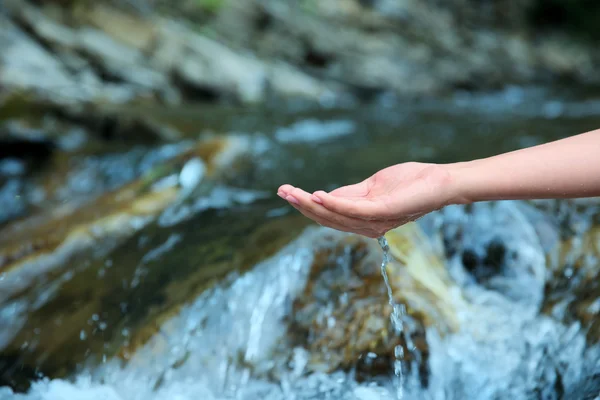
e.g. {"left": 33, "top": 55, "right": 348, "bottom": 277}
{"left": 1, "top": 0, "right": 600, "bottom": 399}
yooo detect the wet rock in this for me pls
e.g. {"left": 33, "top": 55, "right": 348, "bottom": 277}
{"left": 0, "top": 203, "right": 310, "bottom": 389}
{"left": 0, "top": 101, "right": 273, "bottom": 225}
{"left": 2, "top": 0, "right": 600, "bottom": 112}
{"left": 0, "top": 136, "right": 177, "bottom": 227}
{"left": 3, "top": 0, "right": 341, "bottom": 109}
{"left": 82, "top": 3, "right": 157, "bottom": 53}
{"left": 0, "top": 14, "right": 76, "bottom": 102}
{"left": 542, "top": 208, "right": 600, "bottom": 344}
{"left": 0, "top": 355, "right": 42, "bottom": 393}
{"left": 48, "top": 106, "right": 185, "bottom": 143}
{"left": 285, "top": 223, "right": 464, "bottom": 384}
{"left": 0, "top": 134, "right": 249, "bottom": 276}
{"left": 8, "top": 0, "right": 174, "bottom": 102}
{"left": 77, "top": 28, "right": 167, "bottom": 91}
{"left": 268, "top": 62, "right": 337, "bottom": 102}
{"left": 0, "top": 134, "right": 300, "bottom": 388}
{"left": 166, "top": 24, "right": 267, "bottom": 104}
{"left": 212, "top": 0, "right": 600, "bottom": 96}
{"left": 156, "top": 18, "right": 340, "bottom": 104}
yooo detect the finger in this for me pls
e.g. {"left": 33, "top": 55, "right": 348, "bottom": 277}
{"left": 289, "top": 204, "right": 379, "bottom": 238}
{"left": 287, "top": 187, "right": 369, "bottom": 230}
{"left": 329, "top": 180, "right": 370, "bottom": 198}
{"left": 312, "top": 190, "right": 389, "bottom": 220}
{"left": 278, "top": 184, "right": 295, "bottom": 198}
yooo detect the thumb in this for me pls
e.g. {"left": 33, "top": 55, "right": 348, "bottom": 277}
{"left": 328, "top": 179, "right": 371, "bottom": 198}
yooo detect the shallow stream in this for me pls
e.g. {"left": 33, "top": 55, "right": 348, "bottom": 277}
{"left": 1, "top": 86, "right": 600, "bottom": 399}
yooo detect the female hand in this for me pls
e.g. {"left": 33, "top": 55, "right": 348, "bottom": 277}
{"left": 277, "top": 162, "right": 462, "bottom": 238}
{"left": 279, "top": 130, "right": 600, "bottom": 238}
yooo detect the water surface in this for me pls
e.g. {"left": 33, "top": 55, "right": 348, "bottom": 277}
{"left": 1, "top": 86, "right": 600, "bottom": 399}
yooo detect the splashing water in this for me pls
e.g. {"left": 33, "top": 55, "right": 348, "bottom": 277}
{"left": 377, "top": 236, "right": 410, "bottom": 399}
{"left": 2, "top": 205, "right": 600, "bottom": 400}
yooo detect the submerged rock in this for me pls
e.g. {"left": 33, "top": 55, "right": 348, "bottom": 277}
{"left": 0, "top": 133, "right": 284, "bottom": 390}
{"left": 0, "top": 202, "right": 310, "bottom": 389}
{"left": 285, "top": 223, "right": 464, "bottom": 385}
{"left": 0, "top": 133, "right": 253, "bottom": 287}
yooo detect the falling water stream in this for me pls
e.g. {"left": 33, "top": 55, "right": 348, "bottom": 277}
{"left": 377, "top": 236, "right": 412, "bottom": 399}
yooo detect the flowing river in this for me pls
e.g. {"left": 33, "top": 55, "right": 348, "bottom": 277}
{"left": 1, "top": 86, "right": 599, "bottom": 399}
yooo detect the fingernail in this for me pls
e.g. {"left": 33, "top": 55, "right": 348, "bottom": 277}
{"left": 277, "top": 191, "right": 285, "bottom": 199}
{"left": 286, "top": 195, "right": 299, "bottom": 204}
{"left": 311, "top": 194, "right": 323, "bottom": 204}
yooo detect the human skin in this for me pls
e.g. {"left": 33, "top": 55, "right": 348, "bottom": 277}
{"left": 277, "top": 129, "right": 600, "bottom": 238}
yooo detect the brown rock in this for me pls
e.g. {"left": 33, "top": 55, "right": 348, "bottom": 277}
{"left": 285, "top": 223, "right": 464, "bottom": 384}
{"left": 542, "top": 208, "right": 600, "bottom": 344}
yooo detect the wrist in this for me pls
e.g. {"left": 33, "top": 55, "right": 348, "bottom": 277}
{"left": 444, "top": 161, "right": 479, "bottom": 206}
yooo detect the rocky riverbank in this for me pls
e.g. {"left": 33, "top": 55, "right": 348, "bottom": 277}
{"left": 1, "top": 0, "right": 600, "bottom": 114}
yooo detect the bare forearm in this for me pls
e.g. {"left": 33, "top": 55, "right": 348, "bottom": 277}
{"left": 449, "top": 130, "right": 600, "bottom": 204}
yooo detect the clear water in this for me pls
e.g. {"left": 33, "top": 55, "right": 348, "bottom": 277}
{"left": 3, "top": 201, "right": 600, "bottom": 399}
{"left": 377, "top": 236, "right": 406, "bottom": 399}
{"left": 2, "top": 87, "right": 600, "bottom": 399}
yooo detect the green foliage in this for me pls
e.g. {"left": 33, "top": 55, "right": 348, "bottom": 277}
{"left": 195, "top": 0, "right": 225, "bottom": 13}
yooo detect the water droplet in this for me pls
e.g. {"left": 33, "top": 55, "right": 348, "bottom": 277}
{"left": 395, "top": 345, "right": 405, "bottom": 358}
